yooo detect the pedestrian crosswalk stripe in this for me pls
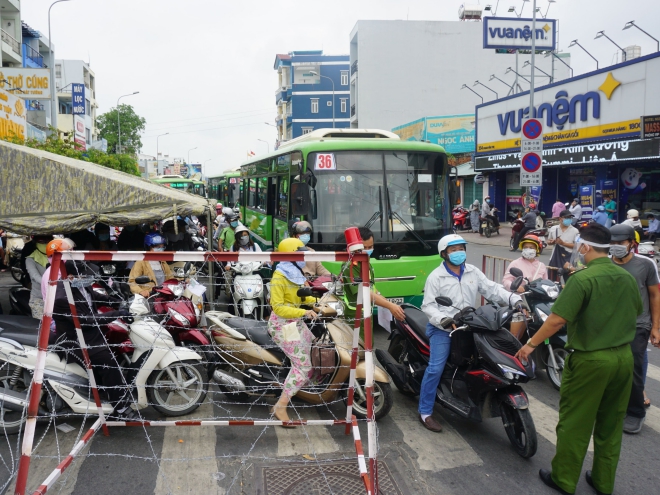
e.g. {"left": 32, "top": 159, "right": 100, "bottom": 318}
{"left": 642, "top": 405, "right": 660, "bottom": 435}
{"left": 275, "top": 406, "right": 340, "bottom": 457}
{"left": 527, "top": 393, "right": 594, "bottom": 451}
{"left": 645, "top": 363, "right": 660, "bottom": 384}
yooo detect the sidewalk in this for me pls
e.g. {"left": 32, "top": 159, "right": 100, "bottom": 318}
{"left": 463, "top": 225, "right": 512, "bottom": 247}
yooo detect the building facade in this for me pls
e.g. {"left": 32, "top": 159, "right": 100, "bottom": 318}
{"left": 349, "top": 20, "right": 570, "bottom": 131}
{"left": 273, "top": 50, "right": 350, "bottom": 146}
{"left": 21, "top": 21, "right": 54, "bottom": 133}
{"left": 55, "top": 59, "right": 98, "bottom": 146}
{"left": 1, "top": 1, "right": 22, "bottom": 68}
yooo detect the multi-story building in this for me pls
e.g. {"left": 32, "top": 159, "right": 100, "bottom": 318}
{"left": 55, "top": 59, "right": 99, "bottom": 146}
{"left": 21, "top": 21, "right": 55, "bottom": 134}
{"left": 273, "top": 50, "right": 350, "bottom": 146}
{"left": 0, "top": 1, "right": 22, "bottom": 68}
{"left": 349, "top": 20, "right": 570, "bottom": 130}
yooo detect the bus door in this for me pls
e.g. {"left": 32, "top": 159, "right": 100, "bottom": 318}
{"left": 244, "top": 176, "right": 273, "bottom": 250}
{"left": 273, "top": 174, "right": 290, "bottom": 247}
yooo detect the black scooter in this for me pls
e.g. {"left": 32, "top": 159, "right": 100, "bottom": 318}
{"left": 508, "top": 267, "right": 569, "bottom": 391}
{"left": 376, "top": 281, "right": 538, "bottom": 458}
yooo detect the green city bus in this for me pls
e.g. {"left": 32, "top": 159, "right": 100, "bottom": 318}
{"left": 152, "top": 175, "right": 206, "bottom": 197}
{"left": 208, "top": 170, "right": 242, "bottom": 207}
{"left": 237, "top": 129, "right": 455, "bottom": 306}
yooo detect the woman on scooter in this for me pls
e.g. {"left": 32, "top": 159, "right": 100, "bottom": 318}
{"left": 128, "top": 233, "right": 174, "bottom": 297}
{"left": 268, "top": 237, "right": 318, "bottom": 425}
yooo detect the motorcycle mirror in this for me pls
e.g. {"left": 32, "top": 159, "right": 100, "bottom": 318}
{"left": 509, "top": 267, "right": 524, "bottom": 278}
{"left": 135, "top": 276, "right": 153, "bottom": 285}
{"left": 435, "top": 296, "right": 453, "bottom": 306}
{"left": 183, "top": 261, "right": 192, "bottom": 273}
{"left": 297, "top": 287, "right": 313, "bottom": 298}
{"left": 510, "top": 276, "right": 524, "bottom": 292}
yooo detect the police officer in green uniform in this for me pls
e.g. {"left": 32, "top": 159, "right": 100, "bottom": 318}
{"left": 516, "top": 223, "right": 643, "bottom": 495}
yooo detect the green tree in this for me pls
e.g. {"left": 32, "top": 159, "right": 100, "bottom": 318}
{"left": 96, "top": 104, "right": 146, "bottom": 154}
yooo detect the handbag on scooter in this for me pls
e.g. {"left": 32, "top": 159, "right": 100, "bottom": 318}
{"left": 311, "top": 332, "right": 336, "bottom": 375}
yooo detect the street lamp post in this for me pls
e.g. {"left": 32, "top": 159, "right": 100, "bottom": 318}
{"left": 568, "top": 40, "right": 599, "bottom": 69}
{"left": 157, "top": 133, "right": 169, "bottom": 162}
{"left": 623, "top": 21, "right": 659, "bottom": 52}
{"left": 522, "top": 60, "right": 553, "bottom": 83}
{"left": 595, "top": 31, "right": 626, "bottom": 62}
{"left": 489, "top": 74, "right": 515, "bottom": 93}
{"left": 505, "top": 67, "right": 530, "bottom": 83}
{"left": 474, "top": 80, "right": 498, "bottom": 99}
{"left": 543, "top": 50, "right": 574, "bottom": 78}
{"left": 116, "top": 91, "right": 139, "bottom": 154}
{"left": 188, "top": 146, "right": 197, "bottom": 164}
{"left": 309, "top": 70, "right": 335, "bottom": 128}
{"left": 48, "top": 0, "right": 72, "bottom": 131}
{"left": 460, "top": 84, "right": 483, "bottom": 104}
{"left": 257, "top": 139, "right": 269, "bottom": 153}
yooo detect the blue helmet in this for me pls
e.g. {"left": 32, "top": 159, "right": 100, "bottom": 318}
{"left": 144, "top": 232, "right": 166, "bottom": 248}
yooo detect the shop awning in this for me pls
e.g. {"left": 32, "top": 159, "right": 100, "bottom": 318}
{"left": 454, "top": 161, "right": 475, "bottom": 176}
{"left": 0, "top": 140, "right": 216, "bottom": 235}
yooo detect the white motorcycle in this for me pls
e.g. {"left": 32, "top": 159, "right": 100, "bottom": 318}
{"left": 0, "top": 292, "right": 208, "bottom": 435}
{"left": 227, "top": 261, "right": 267, "bottom": 319}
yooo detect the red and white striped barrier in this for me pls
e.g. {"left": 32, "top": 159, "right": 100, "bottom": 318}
{"left": 14, "top": 250, "right": 378, "bottom": 495}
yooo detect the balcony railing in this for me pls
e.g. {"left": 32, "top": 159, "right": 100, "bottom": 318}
{"left": 351, "top": 60, "right": 358, "bottom": 75}
{"left": 1, "top": 29, "right": 20, "bottom": 55}
{"left": 22, "top": 43, "right": 44, "bottom": 67}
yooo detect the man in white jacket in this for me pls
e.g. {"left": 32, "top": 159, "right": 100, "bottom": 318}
{"left": 418, "top": 234, "right": 523, "bottom": 432}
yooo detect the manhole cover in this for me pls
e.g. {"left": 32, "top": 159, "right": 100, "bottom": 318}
{"left": 256, "top": 460, "right": 406, "bottom": 495}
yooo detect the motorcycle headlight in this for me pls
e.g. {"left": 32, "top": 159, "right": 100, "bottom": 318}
{"left": 235, "top": 283, "right": 245, "bottom": 296}
{"left": 168, "top": 308, "right": 191, "bottom": 327}
{"left": 541, "top": 285, "right": 559, "bottom": 299}
{"left": 101, "top": 264, "right": 116, "bottom": 275}
{"left": 498, "top": 364, "right": 527, "bottom": 380}
{"left": 175, "top": 268, "right": 185, "bottom": 278}
{"left": 171, "top": 284, "right": 184, "bottom": 297}
{"left": 536, "top": 308, "right": 549, "bottom": 322}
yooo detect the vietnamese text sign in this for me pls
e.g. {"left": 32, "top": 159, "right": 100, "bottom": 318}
{"left": 392, "top": 114, "right": 475, "bottom": 154}
{"left": 74, "top": 115, "right": 86, "bottom": 151}
{"left": 72, "top": 84, "right": 85, "bottom": 115}
{"left": 0, "top": 88, "right": 26, "bottom": 141}
{"left": 483, "top": 17, "right": 557, "bottom": 50}
{"left": 641, "top": 115, "right": 660, "bottom": 139}
{"left": 520, "top": 151, "right": 542, "bottom": 186}
{"left": 0, "top": 68, "right": 51, "bottom": 99}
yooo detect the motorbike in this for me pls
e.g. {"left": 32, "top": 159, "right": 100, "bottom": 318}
{"left": 226, "top": 261, "right": 267, "bottom": 319}
{"left": 637, "top": 241, "right": 656, "bottom": 260}
{"left": 8, "top": 287, "right": 32, "bottom": 316}
{"left": 510, "top": 218, "right": 548, "bottom": 253}
{"left": 376, "top": 287, "right": 538, "bottom": 458}
{"left": 508, "top": 267, "right": 568, "bottom": 390}
{"left": 480, "top": 208, "right": 500, "bottom": 238}
{"left": 8, "top": 245, "right": 24, "bottom": 284}
{"left": 205, "top": 285, "right": 394, "bottom": 420}
{"left": 0, "top": 290, "right": 208, "bottom": 435}
{"left": 452, "top": 206, "right": 471, "bottom": 233}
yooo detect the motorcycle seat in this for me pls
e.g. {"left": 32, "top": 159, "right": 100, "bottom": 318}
{"left": 0, "top": 315, "right": 42, "bottom": 347}
{"left": 404, "top": 307, "right": 429, "bottom": 343}
{"left": 223, "top": 317, "right": 286, "bottom": 361}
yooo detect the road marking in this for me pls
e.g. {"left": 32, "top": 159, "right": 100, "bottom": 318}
{"left": 645, "top": 363, "right": 660, "bottom": 384}
{"left": 642, "top": 405, "right": 660, "bottom": 435}
{"left": 275, "top": 406, "right": 340, "bottom": 457}
{"left": 527, "top": 393, "right": 594, "bottom": 451}
{"left": 389, "top": 407, "right": 482, "bottom": 471}
{"left": 154, "top": 400, "right": 225, "bottom": 495}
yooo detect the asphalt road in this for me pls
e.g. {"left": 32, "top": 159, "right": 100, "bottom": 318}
{"left": 1, "top": 240, "right": 659, "bottom": 495}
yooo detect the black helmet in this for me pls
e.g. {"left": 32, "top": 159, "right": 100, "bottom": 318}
{"left": 290, "top": 220, "right": 312, "bottom": 235}
{"left": 609, "top": 224, "right": 635, "bottom": 242}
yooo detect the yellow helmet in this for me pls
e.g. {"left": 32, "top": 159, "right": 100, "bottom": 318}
{"left": 277, "top": 237, "right": 305, "bottom": 253}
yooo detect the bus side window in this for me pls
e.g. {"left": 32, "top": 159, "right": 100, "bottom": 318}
{"left": 257, "top": 177, "right": 268, "bottom": 212}
{"left": 248, "top": 178, "right": 257, "bottom": 208}
{"left": 277, "top": 177, "right": 289, "bottom": 219}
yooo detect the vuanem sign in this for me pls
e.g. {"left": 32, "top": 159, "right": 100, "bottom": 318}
{"left": 483, "top": 17, "right": 557, "bottom": 50}
{"left": 475, "top": 53, "right": 660, "bottom": 154}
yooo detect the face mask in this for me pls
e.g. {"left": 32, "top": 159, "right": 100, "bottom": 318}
{"left": 485, "top": 199, "right": 490, "bottom": 204}
{"left": 448, "top": 251, "right": 466, "bottom": 266}
{"left": 296, "top": 261, "right": 306, "bottom": 269}
{"left": 239, "top": 236, "right": 250, "bottom": 246}
{"left": 299, "top": 234, "right": 311, "bottom": 245}
{"left": 36, "top": 243, "right": 48, "bottom": 253}
{"left": 98, "top": 234, "right": 110, "bottom": 241}
{"left": 230, "top": 221, "right": 239, "bottom": 228}
{"left": 364, "top": 249, "right": 374, "bottom": 257}
{"left": 577, "top": 246, "right": 589, "bottom": 265}
{"left": 562, "top": 219, "right": 572, "bottom": 226}
{"left": 521, "top": 248, "right": 536, "bottom": 260}
{"left": 609, "top": 244, "right": 629, "bottom": 259}
{"left": 71, "top": 278, "right": 94, "bottom": 289}
{"left": 152, "top": 247, "right": 165, "bottom": 252}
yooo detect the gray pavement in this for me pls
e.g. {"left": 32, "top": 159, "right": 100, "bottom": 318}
{"left": 1, "top": 244, "right": 659, "bottom": 494}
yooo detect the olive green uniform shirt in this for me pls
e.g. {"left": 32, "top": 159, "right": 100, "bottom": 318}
{"left": 341, "top": 260, "right": 375, "bottom": 321}
{"left": 551, "top": 257, "right": 642, "bottom": 351}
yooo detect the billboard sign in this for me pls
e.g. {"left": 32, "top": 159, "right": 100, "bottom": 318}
{"left": 476, "top": 54, "right": 660, "bottom": 154}
{"left": 72, "top": 83, "right": 85, "bottom": 115}
{"left": 483, "top": 17, "right": 557, "bottom": 50}
{"left": 641, "top": 114, "right": 660, "bottom": 139}
{"left": 0, "top": 68, "right": 51, "bottom": 99}
{"left": 392, "top": 114, "right": 475, "bottom": 154}
{"left": 74, "top": 115, "right": 86, "bottom": 150}
{"left": 0, "top": 88, "right": 26, "bottom": 141}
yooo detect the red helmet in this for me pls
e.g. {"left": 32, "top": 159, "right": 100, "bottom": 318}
{"left": 519, "top": 234, "right": 542, "bottom": 254}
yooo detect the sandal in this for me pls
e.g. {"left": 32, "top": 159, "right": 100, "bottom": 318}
{"left": 270, "top": 406, "right": 296, "bottom": 428}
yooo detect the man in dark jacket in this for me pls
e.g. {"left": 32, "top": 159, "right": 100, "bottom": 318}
{"left": 52, "top": 261, "right": 138, "bottom": 419}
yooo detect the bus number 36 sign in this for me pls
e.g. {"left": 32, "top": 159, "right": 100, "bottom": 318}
{"left": 315, "top": 153, "right": 336, "bottom": 170}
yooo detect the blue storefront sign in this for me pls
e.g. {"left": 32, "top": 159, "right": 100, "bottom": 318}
{"left": 483, "top": 17, "right": 557, "bottom": 51}
{"left": 392, "top": 114, "right": 475, "bottom": 154}
{"left": 72, "top": 83, "right": 85, "bottom": 115}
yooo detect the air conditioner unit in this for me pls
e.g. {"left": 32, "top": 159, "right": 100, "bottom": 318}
{"left": 458, "top": 4, "right": 484, "bottom": 20}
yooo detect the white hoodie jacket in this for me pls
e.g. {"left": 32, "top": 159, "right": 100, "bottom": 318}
{"left": 421, "top": 262, "right": 522, "bottom": 331}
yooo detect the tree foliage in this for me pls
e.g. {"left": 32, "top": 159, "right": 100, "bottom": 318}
{"left": 2, "top": 130, "right": 141, "bottom": 176}
{"left": 97, "top": 104, "right": 146, "bottom": 154}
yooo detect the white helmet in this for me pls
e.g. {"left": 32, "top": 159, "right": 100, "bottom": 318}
{"left": 234, "top": 225, "right": 249, "bottom": 236}
{"left": 438, "top": 234, "right": 467, "bottom": 254}
{"left": 627, "top": 209, "right": 639, "bottom": 219}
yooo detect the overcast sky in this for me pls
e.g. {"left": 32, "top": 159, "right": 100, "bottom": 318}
{"left": 22, "top": 0, "right": 660, "bottom": 176}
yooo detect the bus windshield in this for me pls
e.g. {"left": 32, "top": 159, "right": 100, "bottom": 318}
{"left": 309, "top": 151, "right": 448, "bottom": 247}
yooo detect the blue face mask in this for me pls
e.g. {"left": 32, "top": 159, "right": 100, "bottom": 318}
{"left": 485, "top": 199, "right": 490, "bottom": 204}
{"left": 563, "top": 218, "right": 573, "bottom": 226}
{"left": 299, "top": 234, "right": 311, "bottom": 245}
{"left": 230, "top": 221, "right": 239, "bottom": 228}
{"left": 448, "top": 251, "right": 467, "bottom": 266}
{"left": 365, "top": 249, "right": 374, "bottom": 257}
{"left": 296, "top": 261, "right": 306, "bottom": 269}
{"left": 152, "top": 247, "right": 165, "bottom": 252}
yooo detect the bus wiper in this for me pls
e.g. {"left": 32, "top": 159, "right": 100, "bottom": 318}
{"left": 390, "top": 210, "right": 433, "bottom": 250}
{"left": 378, "top": 185, "right": 383, "bottom": 237}
{"left": 364, "top": 211, "right": 381, "bottom": 230}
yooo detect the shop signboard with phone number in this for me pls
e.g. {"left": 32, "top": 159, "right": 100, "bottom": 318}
{"left": 315, "top": 153, "right": 336, "bottom": 170}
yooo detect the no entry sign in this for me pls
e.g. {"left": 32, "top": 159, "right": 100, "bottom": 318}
{"left": 521, "top": 152, "right": 542, "bottom": 173}
{"left": 520, "top": 118, "right": 543, "bottom": 186}
{"left": 522, "top": 118, "right": 542, "bottom": 140}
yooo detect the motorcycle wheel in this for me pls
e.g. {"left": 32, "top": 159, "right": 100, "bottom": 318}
{"left": 343, "top": 379, "right": 393, "bottom": 420}
{"left": 0, "top": 366, "right": 28, "bottom": 435}
{"left": 386, "top": 336, "right": 416, "bottom": 396}
{"left": 10, "top": 266, "right": 22, "bottom": 284}
{"left": 546, "top": 348, "right": 569, "bottom": 391}
{"left": 500, "top": 403, "right": 537, "bottom": 458}
{"left": 484, "top": 225, "right": 492, "bottom": 238}
{"left": 146, "top": 360, "right": 208, "bottom": 416}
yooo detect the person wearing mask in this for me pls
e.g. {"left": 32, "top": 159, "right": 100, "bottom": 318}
{"left": 609, "top": 224, "right": 660, "bottom": 435}
{"left": 268, "top": 238, "right": 319, "bottom": 425}
{"left": 569, "top": 199, "right": 582, "bottom": 224}
{"left": 128, "top": 233, "right": 174, "bottom": 297}
{"left": 419, "top": 234, "right": 523, "bottom": 432}
{"left": 548, "top": 210, "right": 579, "bottom": 276}
{"left": 53, "top": 260, "right": 138, "bottom": 420}
{"left": 340, "top": 227, "right": 405, "bottom": 334}
{"left": 215, "top": 211, "right": 240, "bottom": 251}
{"left": 116, "top": 225, "right": 145, "bottom": 251}
{"left": 622, "top": 209, "right": 644, "bottom": 241}
{"left": 480, "top": 196, "right": 499, "bottom": 234}
{"left": 552, "top": 199, "right": 565, "bottom": 219}
{"left": 94, "top": 223, "right": 116, "bottom": 250}
{"left": 592, "top": 205, "right": 608, "bottom": 226}
{"left": 290, "top": 220, "right": 330, "bottom": 277}
{"left": 511, "top": 206, "right": 537, "bottom": 252}
{"left": 25, "top": 235, "right": 53, "bottom": 319}
{"left": 469, "top": 200, "right": 481, "bottom": 233}
{"left": 515, "top": 223, "right": 645, "bottom": 495}
{"left": 645, "top": 213, "right": 660, "bottom": 242}
{"left": 603, "top": 194, "right": 617, "bottom": 228}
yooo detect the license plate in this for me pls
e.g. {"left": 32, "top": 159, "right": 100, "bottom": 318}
{"left": 387, "top": 297, "right": 404, "bottom": 305}
{"left": 481, "top": 222, "right": 488, "bottom": 228}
